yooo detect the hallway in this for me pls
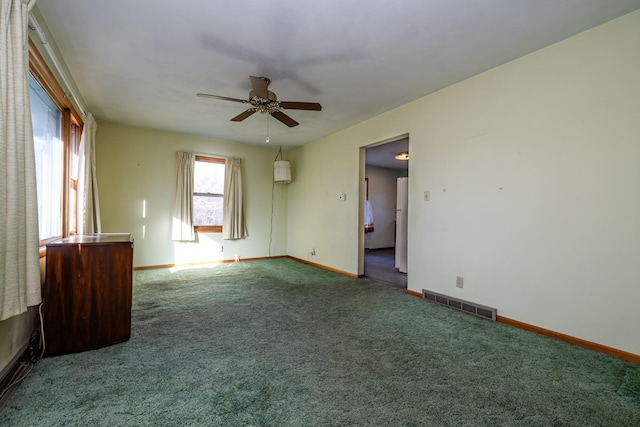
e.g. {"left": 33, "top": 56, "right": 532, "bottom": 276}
{"left": 364, "top": 248, "right": 407, "bottom": 289}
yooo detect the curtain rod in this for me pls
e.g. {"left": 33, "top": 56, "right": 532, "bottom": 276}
{"left": 194, "top": 152, "right": 229, "bottom": 159}
{"left": 28, "top": 15, "right": 87, "bottom": 119}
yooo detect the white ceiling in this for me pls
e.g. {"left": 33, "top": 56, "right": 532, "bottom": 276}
{"left": 35, "top": 0, "right": 640, "bottom": 149}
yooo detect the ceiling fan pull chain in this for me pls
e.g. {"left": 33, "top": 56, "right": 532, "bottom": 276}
{"left": 265, "top": 114, "right": 270, "bottom": 143}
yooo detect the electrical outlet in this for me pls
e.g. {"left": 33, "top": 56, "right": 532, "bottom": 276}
{"left": 456, "top": 276, "right": 464, "bottom": 288}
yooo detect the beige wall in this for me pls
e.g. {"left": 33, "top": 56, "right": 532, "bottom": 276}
{"left": 287, "top": 136, "right": 365, "bottom": 273}
{"left": 287, "top": 11, "right": 640, "bottom": 355}
{"left": 96, "top": 122, "right": 288, "bottom": 268}
{"left": 4, "top": 10, "right": 636, "bottom": 376}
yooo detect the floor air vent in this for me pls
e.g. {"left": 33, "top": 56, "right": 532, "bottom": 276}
{"left": 422, "top": 289, "right": 497, "bottom": 321}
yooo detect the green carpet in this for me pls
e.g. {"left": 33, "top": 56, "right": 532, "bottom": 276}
{"left": 2, "top": 258, "right": 639, "bottom": 426}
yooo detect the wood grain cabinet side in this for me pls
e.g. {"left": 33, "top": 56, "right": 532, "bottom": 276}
{"left": 43, "top": 233, "right": 134, "bottom": 356}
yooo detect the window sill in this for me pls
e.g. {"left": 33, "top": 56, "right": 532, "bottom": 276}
{"left": 194, "top": 226, "right": 222, "bottom": 233}
{"left": 39, "top": 236, "right": 62, "bottom": 258}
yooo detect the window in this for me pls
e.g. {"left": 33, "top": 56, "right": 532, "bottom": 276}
{"left": 29, "top": 39, "right": 83, "bottom": 245}
{"left": 68, "top": 124, "right": 80, "bottom": 234}
{"left": 30, "top": 75, "right": 63, "bottom": 241}
{"left": 193, "top": 156, "right": 225, "bottom": 232}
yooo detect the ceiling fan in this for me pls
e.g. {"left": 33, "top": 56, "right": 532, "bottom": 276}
{"left": 197, "top": 76, "right": 322, "bottom": 128}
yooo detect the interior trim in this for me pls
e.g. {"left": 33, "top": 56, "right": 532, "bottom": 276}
{"left": 134, "top": 256, "right": 356, "bottom": 279}
{"left": 285, "top": 256, "right": 359, "bottom": 278}
{"left": 404, "top": 289, "right": 638, "bottom": 364}
{"left": 133, "top": 256, "right": 287, "bottom": 271}
{"left": 496, "top": 316, "right": 640, "bottom": 364}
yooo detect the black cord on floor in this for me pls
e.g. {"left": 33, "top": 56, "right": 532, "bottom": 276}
{"left": 0, "top": 305, "right": 45, "bottom": 406}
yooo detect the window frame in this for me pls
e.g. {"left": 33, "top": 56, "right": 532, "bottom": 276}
{"left": 29, "top": 38, "right": 83, "bottom": 250}
{"left": 193, "top": 155, "right": 225, "bottom": 233}
{"left": 68, "top": 123, "right": 80, "bottom": 235}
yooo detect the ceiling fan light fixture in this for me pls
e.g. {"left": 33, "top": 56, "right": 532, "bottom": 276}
{"left": 395, "top": 151, "right": 409, "bottom": 160}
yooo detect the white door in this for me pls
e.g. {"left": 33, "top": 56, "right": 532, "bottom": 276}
{"left": 395, "top": 177, "right": 408, "bottom": 273}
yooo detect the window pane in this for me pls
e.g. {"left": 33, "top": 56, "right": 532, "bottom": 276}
{"left": 193, "top": 195, "right": 223, "bottom": 226}
{"left": 194, "top": 161, "right": 224, "bottom": 194}
{"left": 68, "top": 124, "right": 80, "bottom": 234}
{"left": 70, "top": 124, "right": 79, "bottom": 179}
{"left": 30, "top": 75, "right": 63, "bottom": 241}
{"left": 193, "top": 158, "right": 224, "bottom": 228}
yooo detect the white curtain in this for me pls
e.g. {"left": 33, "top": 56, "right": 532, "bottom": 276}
{"left": 222, "top": 158, "right": 247, "bottom": 240}
{"left": 76, "top": 112, "right": 101, "bottom": 234}
{"left": 0, "top": 0, "right": 41, "bottom": 320}
{"left": 172, "top": 151, "right": 196, "bottom": 241}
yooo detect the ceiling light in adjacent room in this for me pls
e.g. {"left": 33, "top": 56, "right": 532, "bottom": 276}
{"left": 395, "top": 151, "right": 409, "bottom": 160}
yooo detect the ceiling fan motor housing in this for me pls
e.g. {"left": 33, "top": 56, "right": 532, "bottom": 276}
{"left": 249, "top": 90, "right": 279, "bottom": 114}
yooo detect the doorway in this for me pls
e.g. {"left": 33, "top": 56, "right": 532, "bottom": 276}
{"left": 362, "top": 136, "right": 409, "bottom": 289}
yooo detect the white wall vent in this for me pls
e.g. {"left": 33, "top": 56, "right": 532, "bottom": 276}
{"left": 422, "top": 289, "right": 497, "bottom": 321}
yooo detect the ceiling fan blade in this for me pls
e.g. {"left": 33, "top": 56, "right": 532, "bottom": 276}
{"left": 197, "top": 93, "right": 247, "bottom": 103}
{"left": 271, "top": 110, "right": 299, "bottom": 128}
{"left": 249, "top": 76, "right": 269, "bottom": 99}
{"left": 279, "top": 101, "right": 322, "bottom": 111}
{"left": 231, "top": 109, "right": 257, "bottom": 122}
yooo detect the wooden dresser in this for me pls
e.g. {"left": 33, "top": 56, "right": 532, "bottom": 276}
{"left": 43, "top": 233, "right": 134, "bottom": 356}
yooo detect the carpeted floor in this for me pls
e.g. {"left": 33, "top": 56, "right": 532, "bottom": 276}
{"left": 1, "top": 258, "right": 639, "bottom": 426}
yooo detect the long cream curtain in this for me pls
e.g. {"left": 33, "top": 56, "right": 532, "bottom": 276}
{"left": 0, "top": 0, "right": 42, "bottom": 320}
{"left": 76, "top": 112, "right": 101, "bottom": 233}
{"left": 222, "top": 158, "right": 247, "bottom": 240}
{"left": 172, "top": 151, "right": 196, "bottom": 241}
